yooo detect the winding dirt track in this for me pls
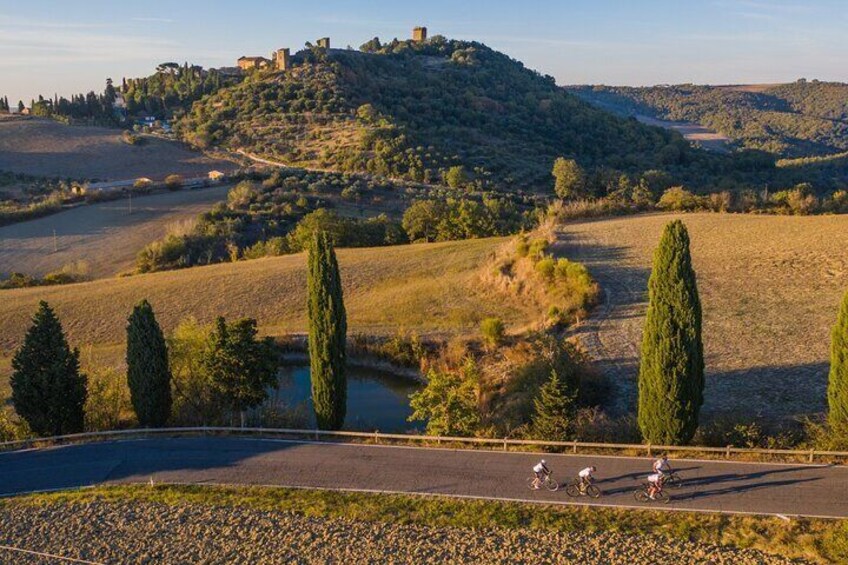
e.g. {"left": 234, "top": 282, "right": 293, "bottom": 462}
{"left": 558, "top": 213, "right": 848, "bottom": 420}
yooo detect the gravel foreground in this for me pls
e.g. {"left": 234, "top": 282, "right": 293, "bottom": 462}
{"left": 0, "top": 501, "right": 808, "bottom": 564}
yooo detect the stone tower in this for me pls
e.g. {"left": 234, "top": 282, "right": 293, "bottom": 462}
{"left": 412, "top": 26, "right": 427, "bottom": 42}
{"left": 275, "top": 48, "right": 291, "bottom": 71}
{"left": 317, "top": 37, "right": 330, "bottom": 49}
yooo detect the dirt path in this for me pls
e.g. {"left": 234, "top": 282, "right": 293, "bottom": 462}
{"left": 559, "top": 213, "right": 848, "bottom": 420}
{"left": 0, "top": 186, "right": 230, "bottom": 279}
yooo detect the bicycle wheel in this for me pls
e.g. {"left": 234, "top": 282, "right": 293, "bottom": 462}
{"left": 656, "top": 490, "right": 671, "bottom": 504}
{"left": 565, "top": 483, "right": 581, "bottom": 497}
{"left": 668, "top": 473, "right": 683, "bottom": 488}
{"left": 545, "top": 477, "right": 559, "bottom": 492}
{"left": 526, "top": 477, "right": 539, "bottom": 490}
{"left": 634, "top": 489, "right": 649, "bottom": 502}
{"left": 585, "top": 485, "right": 602, "bottom": 499}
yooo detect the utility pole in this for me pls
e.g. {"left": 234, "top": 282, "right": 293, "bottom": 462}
{"left": 52, "top": 229, "right": 57, "bottom": 253}
{"left": 128, "top": 189, "right": 133, "bottom": 215}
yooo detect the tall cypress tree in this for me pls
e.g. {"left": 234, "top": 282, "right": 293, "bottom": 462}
{"left": 638, "top": 220, "right": 704, "bottom": 445}
{"left": 126, "top": 299, "right": 172, "bottom": 427}
{"left": 828, "top": 289, "right": 848, "bottom": 427}
{"left": 307, "top": 231, "right": 347, "bottom": 430}
{"left": 11, "top": 301, "right": 87, "bottom": 436}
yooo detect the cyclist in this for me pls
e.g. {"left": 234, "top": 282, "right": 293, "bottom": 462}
{"left": 577, "top": 465, "right": 597, "bottom": 492}
{"left": 646, "top": 472, "right": 665, "bottom": 500}
{"left": 653, "top": 454, "right": 672, "bottom": 478}
{"left": 531, "top": 459, "right": 551, "bottom": 490}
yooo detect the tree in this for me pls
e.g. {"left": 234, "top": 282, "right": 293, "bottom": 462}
{"left": 126, "top": 299, "right": 172, "bottom": 427}
{"left": 445, "top": 165, "right": 467, "bottom": 189}
{"left": 168, "top": 317, "right": 220, "bottom": 426}
{"left": 638, "top": 220, "right": 704, "bottom": 445}
{"left": 409, "top": 359, "right": 480, "bottom": 436}
{"left": 828, "top": 289, "right": 848, "bottom": 427}
{"left": 10, "top": 301, "right": 87, "bottom": 436}
{"left": 552, "top": 157, "right": 585, "bottom": 200}
{"left": 531, "top": 370, "right": 576, "bottom": 441}
{"left": 205, "top": 317, "right": 277, "bottom": 426}
{"left": 17, "top": 100, "right": 24, "bottom": 113}
{"left": 307, "top": 232, "right": 348, "bottom": 429}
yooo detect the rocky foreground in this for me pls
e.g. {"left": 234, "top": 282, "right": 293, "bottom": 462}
{"left": 0, "top": 501, "right": 806, "bottom": 564}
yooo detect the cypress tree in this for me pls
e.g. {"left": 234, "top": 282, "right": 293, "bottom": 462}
{"left": 828, "top": 289, "right": 848, "bottom": 427}
{"left": 307, "top": 231, "right": 347, "bottom": 430}
{"left": 638, "top": 220, "right": 704, "bottom": 445}
{"left": 531, "top": 369, "right": 576, "bottom": 441}
{"left": 11, "top": 301, "right": 87, "bottom": 436}
{"left": 126, "top": 299, "right": 172, "bottom": 427}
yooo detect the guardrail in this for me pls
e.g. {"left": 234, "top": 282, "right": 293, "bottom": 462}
{"left": 2, "top": 427, "right": 848, "bottom": 464}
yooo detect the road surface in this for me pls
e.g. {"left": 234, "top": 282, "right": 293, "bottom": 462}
{"left": 0, "top": 437, "right": 845, "bottom": 518}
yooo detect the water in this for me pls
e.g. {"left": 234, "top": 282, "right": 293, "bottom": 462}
{"left": 271, "top": 365, "right": 422, "bottom": 432}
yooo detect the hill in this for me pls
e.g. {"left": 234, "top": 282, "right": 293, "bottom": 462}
{"left": 0, "top": 116, "right": 237, "bottom": 181}
{"left": 0, "top": 237, "right": 541, "bottom": 355}
{"left": 568, "top": 81, "right": 848, "bottom": 158}
{"left": 560, "top": 212, "right": 848, "bottom": 420}
{"left": 177, "top": 38, "right": 701, "bottom": 193}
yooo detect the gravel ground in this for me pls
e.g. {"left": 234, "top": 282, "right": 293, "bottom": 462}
{"left": 0, "top": 501, "right": 807, "bottom": 564}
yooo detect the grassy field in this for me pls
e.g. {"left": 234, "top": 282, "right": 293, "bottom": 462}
{"left": 0, "top": 185, "right": 232, "bottom": 278}
{"left": 0, "top": 116, "right": 237, "bottom": 181}
{"left": 560, "top": 212, "right": 848, "bottom": 419}
{"left": 0, "top": 237, "right": 543, "bottom": 365}
{"left": 1, "top": 484, "right": 841, "bottom": 563}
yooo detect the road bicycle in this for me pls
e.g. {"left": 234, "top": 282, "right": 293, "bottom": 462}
{"left": 663, "top": 471, "right": 684, "bottom": 489}
{"left": 633, "top": 483, "right": 670, "bottom": 504}
{"left": 564, "top": 479, "right": 601, "bottom": 499}
{"left": 526, "top": 473, "right": 559, "bottom": 492}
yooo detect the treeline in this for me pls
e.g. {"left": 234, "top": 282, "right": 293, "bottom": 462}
{"left": 122, "top": 63, "right": 238, "bottom": 119}
{"left": 570, "top": 80, "right": 848, "bottom": 158}
{"left": 137, "top": 168, "right": 538, "bottom": 273}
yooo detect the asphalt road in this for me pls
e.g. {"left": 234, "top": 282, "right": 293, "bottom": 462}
{"left": 0, "top": 437, "right": 846, "bottom": 518}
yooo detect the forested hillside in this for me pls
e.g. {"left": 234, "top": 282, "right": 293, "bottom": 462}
{"left": 177, "top": 37, "right": 710, "bottom": 192}
{"left": 569, "top": 81, "right": 848, "bottom": 158}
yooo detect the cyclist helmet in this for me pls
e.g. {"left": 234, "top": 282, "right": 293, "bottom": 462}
{"left": 590, "top": 466, "right": 597, "bottom": 472}
{"left": 540, "top": 459, "right": 547, "bottom": 464}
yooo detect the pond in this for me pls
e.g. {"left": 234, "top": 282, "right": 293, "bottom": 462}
{"left": 271, "top": 365, "right": 423, "bottom": 432}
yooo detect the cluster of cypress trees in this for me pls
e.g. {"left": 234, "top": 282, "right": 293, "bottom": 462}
{"left": 307, "top": 232, "right": 348, "bottom": 430}
{"left": 10, "top": 231, "right": 350, "bottom": 436}
{"left": 828, "top": 291, "right": 848, "bottom": 428}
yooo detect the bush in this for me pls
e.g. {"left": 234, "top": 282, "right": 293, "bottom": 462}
{"left": 164, "top": 174, "right": 183, "bottom": 190}
{"left": 480, "top": 317, "right": 505, "bottom": 348}
{"left": 84, "top": 367, "right": 133, "bottom": 431}
{"left": 657, "top": 186, "right": 701, "bottom": 211}
{"left": 534, "top": 257, "right": 555, "bottom": 280}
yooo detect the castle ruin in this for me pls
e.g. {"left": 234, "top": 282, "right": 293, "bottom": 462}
{"left": 317, "top": 37, "right": 330, "bottom": 49}
{"left": 274, "top": 48, "right": 291, "bottom": 71}
{"left": 412, "top": 26, "right": 427, "bottom": 42}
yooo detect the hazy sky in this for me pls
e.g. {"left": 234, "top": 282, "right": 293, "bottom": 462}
{"left": 1, "top": 0, "right": 846, "bottom": 104}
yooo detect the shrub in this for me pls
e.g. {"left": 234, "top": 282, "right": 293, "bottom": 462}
{"left": 480, "top": 317, "right": 505, "bottom": 348}
{"left": 657, "top": 186, "right": 701, "bottom": 211}
{"left": 534, "top": 257, "right": 555, "bottom": 280}
{"left": 164, "top": 174, "right": 183, "bottom": 190}
{"left": 409, "top": 359, "right": 480, "bottom": 436}
{"left": 85, "top": 367, "right": 133, "bottom": 431}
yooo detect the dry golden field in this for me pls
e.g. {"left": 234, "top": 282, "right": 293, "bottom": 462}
{"left": 560, "top": 212, "right": 848, "bottom": 420}
{"left": 0, "top": 237, "right": 541, "bottom": 364}
{"left": 0, "top": 185, "right": 231, "bottom": 278}
{"left": 0, "top": 116, "right": 237, "bottom": 181}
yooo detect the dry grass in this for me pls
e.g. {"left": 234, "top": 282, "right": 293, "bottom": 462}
{"left": 0, "top": 238, "right": 543, "bottom": 361}
{"left": 0, "top": 117, "right": 237, "bottom": 180}
{"left": 560, "top": 212, "right": 848, "bottom": 420}
{"left": 0, "top": 185, "right": 232, "bottom": 278}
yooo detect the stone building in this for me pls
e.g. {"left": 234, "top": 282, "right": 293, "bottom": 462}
{"left": 274, "top": 48, "right": 291, "bottom": 71}
{"left": 316, "top": 37, "right": 330, "bottom": 49}
{"left": 412, "top": 26, "right": 427, "bottom": 42}
{"left": 237, "top": 56, "right": 271, "bottom": 71}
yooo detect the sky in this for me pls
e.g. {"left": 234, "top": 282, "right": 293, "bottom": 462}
{"left": 1, "top": 0, "right": 846, "bottom": 105}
